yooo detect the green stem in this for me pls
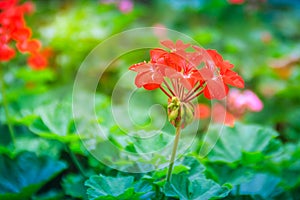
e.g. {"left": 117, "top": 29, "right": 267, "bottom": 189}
{"left": 236, "top": 184, "right": 240, "bottom": 199}
{"left": 65, "top": 145, "right": 88, "bottom": 178}
{"left": 166, "top": 126, "right": 181, "bottom": 182}
{"left": 0, "top": 66, "right": 16, "bottom": 149}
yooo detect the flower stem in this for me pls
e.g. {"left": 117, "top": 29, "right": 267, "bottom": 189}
{"left": 166, "top": 125, "right": 181, "bottom": 182}
{"left": 183, "top": 82, "right": 201, "bottom": 102}
{"left": 184, "top": 88, "right": 204, "bottom": 102}
{"left": 65, "top": 145, "right": 88, "bottom": 178}
{"left": 163, "top": 80, "right": 175, "bottom": 96}
{"left": 0, "top": 66, "right": 16, "bottom": 149}
{"left": 159, "top": 86, "right": 172, "bottom": 99}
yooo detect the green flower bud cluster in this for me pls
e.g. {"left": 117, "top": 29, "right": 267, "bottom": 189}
{"left": 167, "top": 97, "right": 195, "bottom": 128}
{"left": 168, "top": 97, "right": 181, "bottom": 127}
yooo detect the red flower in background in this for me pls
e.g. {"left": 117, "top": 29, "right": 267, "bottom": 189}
{"left": 129, "top": 40, "right": 244, "bottom": 127}
{"left": 0, "top": 0, "right": 50, "bottom": 70}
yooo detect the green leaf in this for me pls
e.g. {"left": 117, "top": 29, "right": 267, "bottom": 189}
{"left": 0, "top": 152, "right": 67, "bottom": 200}
{"left": 164, "top": 173, "right": 230, "bottom": 200}
{"left": 205, "top": 123, "right": 278, "bottom": 163}
{"left": 29, "top": 100, "right": 79, "bottom": 143}
{"left": 152, "top": 164, "right": 191, "bottom": 180}
{"left": 164, "top": 157, "right": 231, "bottom": 199}
{"left": 206, "top": 163, "right": 255, "bottom": 186}
{"left": 15, "top": 137, "right": 63, "bottom": 158}
{"left": 32, "top": 190, "right": 64, "bottom": 200}
{"left": 232, "top": 173, "right": 282, "bottom": 199}
{"left": 85, "top": 174, "right": 144, "bottom": 200}
{"left": 62, "top": 174, "right": 87, "bottom": 198}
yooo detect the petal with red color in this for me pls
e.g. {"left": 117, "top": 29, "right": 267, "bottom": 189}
{"left": 20, "top": 2, "right": 35, "bottom": 14}
{"left": 28, "top": 53, "right": 48, "bottom": 70}
{"left": 161, "top": 39, "right": 190, "bottom": 51}
{"left": 222, "top": 69, "right": 244, "bottom": 88}
{"left": 150, "top": 48, "right": 168, "bottom": 64}
{"left": 0, "top": 44, "right": 15, "bottom": 61}
{"left": 212, "top": 103, "right": 235, "bottom": 127}
{"left": 16, "top": 39, "right": 41, "bottom": 53}
{"left": 129, "top": 62, "right": 148, "bottom": 72}
{"left": 0, "top": 0, "right": 17, "bottom": 9}
{"left": 194, "top": 103, "right": 211, "bottom": 119}
{"left": 11, "top": 27, "right": 32, "bottom": 42}
{"left": 207, "top": 49, "right": 224, "bottom": 67}
{"left": 134, "top": 70, "right": 163, "bottom": 90}
{"left": 143, "top": 83, "right": 161, "bottom": 90}
{"left": 204, "top": 78, "right": 228, "bottom": 100}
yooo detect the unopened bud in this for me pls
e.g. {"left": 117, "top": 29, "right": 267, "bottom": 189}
{"left": 181, "top": 102, "right": 195, "bottom": 127}
{"left": 167, "top": 97, "right": 181, "bottom": 127}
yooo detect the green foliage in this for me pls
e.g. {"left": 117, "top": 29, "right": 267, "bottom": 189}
{"left": 205, "top": 123, "right": 279, "bottom": 163}
{"left": 164, "top": 157, "right": 231, "bottom": 199}
{"left": 85, "top": 175, "right": 144, "bottom": 199}
{"left": 62, "top": 174, "right": 87, "bottom": 199}
{"left": 29, "top": 100, "right": 79, "bottom": 143}
{"left": 0, "top": 152, "right": 67, "bottom": 199}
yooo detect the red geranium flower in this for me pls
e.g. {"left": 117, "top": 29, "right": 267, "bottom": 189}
{"left": 129, "top": 40, "right": 244, "bottom": 127}
{"left": 0, "top": 0, "right": 50, "bottom": 70}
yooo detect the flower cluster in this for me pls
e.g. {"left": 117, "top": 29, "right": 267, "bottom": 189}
{"left": 0, "top": 0, "right": 50, "bottom": 69}
{"left": 129, "top": 40, "right": 244, "bottom": 127}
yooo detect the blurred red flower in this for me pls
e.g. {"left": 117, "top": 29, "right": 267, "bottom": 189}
{"left": 0, "top": 0, "right": 50, "bottom": 70}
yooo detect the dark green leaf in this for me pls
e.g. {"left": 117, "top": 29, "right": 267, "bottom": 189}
{"left": 0, "top": 152, "right": 67, "bottom": 200}
{"left": 62, "top": 174, "right": 87, "bottom": 198}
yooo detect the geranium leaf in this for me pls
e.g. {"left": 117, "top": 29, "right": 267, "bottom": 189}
{"left": 29, "top": 100, "right": 79, "bottom": 142}
{"left": 85, "top": 174, "right": 145, "bottom": 199}
{"left": 62, "top": 174, "right": 87, "bottom": 199}
{"left": 0, "top": 152, "right": 67, "bottom": 199}
{"left": 204, "top": 123, "right": 278, "bottom": 163}
{"left": 164, "top": 157, "right": 230, "bottom": 199}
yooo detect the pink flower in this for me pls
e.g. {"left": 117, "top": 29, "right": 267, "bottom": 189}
{"left": 228, "top": 0, "right": 244, "bottom": 4}
{"left": 195, "top": 89, "right": 263, "bottom": 126}
{"left": 118, "top": 0, "right": 133, "bottom": 13}
{"left": 227, "top": 89, "right": 263, "bottom": 114}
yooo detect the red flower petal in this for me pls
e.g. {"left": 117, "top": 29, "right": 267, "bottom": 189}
{"left": 0, "top": 0, "right": 17, "bottom": 9}
{"left": 194, "top": 103, "right": 211, "bottom": 119}
{"left": 134, "top": 70, "right": 163, "bottom": 90}
{"left": 19, "top": 2, "right": 35, "bottom": 14}
{"left": 16, "top": 39, "right": 41, "bottom": 53}
{"left": 27, "top": 53, "right": 48, "bottom": 70}
{"left": 11, "top": 27, "right": 31, "bottom": 42}
{"left": 204, "top": 78, "right": 229, "bottom": 100}
{"left": 143, "top": 83, "right": 161, "bottom": 90}
{"left": 0, "top": 44, "right": 15, "bottom": 61}
{"left": 212, "top": 103, "right": 235, "bottom": 126}
{"left": 161, "top": 39, "right": 190, "bottom": 51}
{"left": 222, "top": 69, "right": 244, "bottom": 88}
{"left": 150, "top": 48, "right": 168, "bottom": 64}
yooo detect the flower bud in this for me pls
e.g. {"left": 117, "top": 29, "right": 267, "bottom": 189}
{"left": 181, "top": 102, "right": 195, "bottom": 127}
{"left": 167, "top": 97, "right": 181, "bottom": 127}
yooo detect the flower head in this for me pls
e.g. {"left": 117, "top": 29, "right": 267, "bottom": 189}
{"left": 0, "top": 0, "right": 50, "bottom": 69}
{"left": 129, "top": 40, "right": 244, "bottom": 127}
